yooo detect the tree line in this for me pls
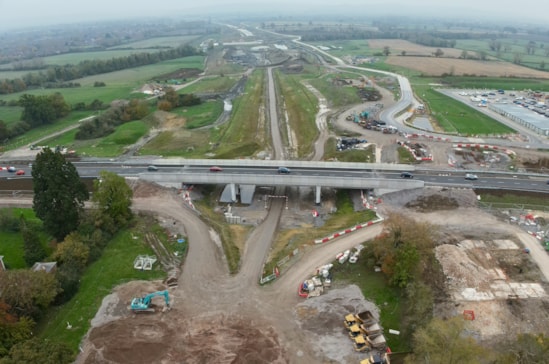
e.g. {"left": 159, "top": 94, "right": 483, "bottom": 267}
{"left": 0, "top": 150, "right": 133, "bottom": 363}
{"left": 0, "top": 45, "right": 201, "bottom": 95}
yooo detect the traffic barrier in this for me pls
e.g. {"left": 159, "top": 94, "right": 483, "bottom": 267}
{"left": 453, "top": 143, "right": 516, "bottom": 156}
{"left": 313, "top": 216, "right": 384, "bottom": 244}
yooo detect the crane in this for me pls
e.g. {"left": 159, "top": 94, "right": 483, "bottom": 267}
{"left": 130, "top": 290, "right": 170, "bottom": 313}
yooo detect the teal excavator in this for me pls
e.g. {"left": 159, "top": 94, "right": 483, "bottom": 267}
{"left": 130, "top": 290, "right": 170, "bottom": 313}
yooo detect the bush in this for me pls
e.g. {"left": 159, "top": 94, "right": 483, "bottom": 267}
{"left": 0, "top": 211, "right": 20, "bottom": 232}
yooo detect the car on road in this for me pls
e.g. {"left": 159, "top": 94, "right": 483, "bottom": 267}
{"left": 465, "top": 173, "right": 478, "bottom": 180}
{"left": 15, "top": 170, "right": 25, "bottom": 175}
{"left": 209, "top": 166, "right": 223, "bottom": 172}
{"left": 400, "top": 172, "right": 413, "bottom": 179}
{"left": 278, "top": 167, "right": 291, "bottom": 174}
{"left": 7, "top": 166, "right": 16, "bottom": 173}
{"left": 147, "top": 165, "right": 158, "bottom": 171}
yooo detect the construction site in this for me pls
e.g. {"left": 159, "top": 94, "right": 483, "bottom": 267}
{"left": 71, "top": 181, "right": 549, "bottom": 364}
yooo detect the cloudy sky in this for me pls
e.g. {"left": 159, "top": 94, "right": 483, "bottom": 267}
{"left": 0, "top": 0, "right": 546, "bottom": 30}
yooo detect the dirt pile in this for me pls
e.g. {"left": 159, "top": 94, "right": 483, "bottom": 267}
{"left": 80, "top": 305, "right": 289, "bottom": 364}
{"left": 405, "top": 194, "right": 459, "bottom": 211}
{"left": 382, "top": 187, "right": 478, "bottom": 211}
{"left": 78, "top": 276, "right": 289, "bottom": 364}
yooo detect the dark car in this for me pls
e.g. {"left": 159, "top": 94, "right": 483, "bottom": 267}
{"left": 147, "top": 165, "right": 158, "bottom": 171}
{"left": 400, "top": 172, "right": 413, "bottom": 179}
{"left": 278, "top": 167, "right": 291, "bottom": 174}
{"left": 209, "top": 166, "right": 223, "bottom": 172}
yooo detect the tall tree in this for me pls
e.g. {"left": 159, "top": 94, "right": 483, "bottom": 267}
{"left": 1, "top": 337, "right": 74, "bottom": 364}
{"left": 497, "top": 333, "right": 549, "bottom": 363}
{"left": 0, "top": 270, "right": 59, "bottom": 319}
{"left": 0, "top": 301, "right": 34, "bottom": 357}
{"left": 20, "top": 217, "right": 46, "bottom": 267}
{"left": 405, "top": 316, "right": 489, "bottom": 364}
{"left": 92, "top": 171, "right": 133, "bottom": 234}
{"left": 52, "top": 232, "right": 90, "bottom": 272}
{"left": 32, "top": 148, "right": 89, "bottom": 241}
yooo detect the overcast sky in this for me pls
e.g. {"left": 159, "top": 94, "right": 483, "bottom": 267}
{"left": 0, "top": 0, "right": 546, "bottom": 31}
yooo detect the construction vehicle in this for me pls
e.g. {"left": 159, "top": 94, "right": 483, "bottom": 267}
{"left": 344, "top": 310, "right": 375, "bottom": 329}
{"left": 360, "top": 352, "right": 391, "bottom": 364}
{"left": 349, "top": 322, "right": 382, "bottom": 338}
{"left": 366, "top": 333, "right": 387, "bottom": 350}
{"left": 348, "top": 323, "right": 364, "bottom": 338}
{"left": 130, "top": 290, "right": 170, "bottom": 313}
{"left": 361, "top": 322, "right": 382, "bottom": 336}
{"left": 352, "top": 334, "right": 371, "bottom": 352}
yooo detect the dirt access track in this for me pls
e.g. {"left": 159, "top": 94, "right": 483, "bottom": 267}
{"left": 71, "top": 181, "right": 549, "bottom": 364}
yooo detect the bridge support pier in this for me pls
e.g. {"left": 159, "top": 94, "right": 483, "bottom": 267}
{"left": 315, "top": 186, "right": 322, "bottom": 205}
{"left": 229, "top": 183, "right": 237, "bottom": 203}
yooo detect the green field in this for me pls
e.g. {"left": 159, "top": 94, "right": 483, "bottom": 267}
{"left": 42, "top": 49, "right": 165, "bottom": 66}
{"left": 181, "top": 75, "right": 240, "bottom": 94}
{"left": 439, "top": 76, "right": 549, "bottom": 92}
{"left": 310, "top": 39, "right": 373, "bottom": 58}
{"left": 179, "top": 100, "right": 224, "bottom": 129}
{"left": 456, "top": 39, "right": 549, "bottom": 70}
{"left": 209, "top": 69, "right": 266, "bottom": 159}
{"left": 43, "top": 120, "right": 149, "bottom": 158}
{"left": 415, "top": 85, "right": 515, "bottom": 135}
{"left": 0, "top": 208, "right": 49, "bottom": 270}
{"left": 0, "top": 69, "right": 32, "bottom": 79}
{"left": 0, "top": 231, "right": 26, "bottom": 269}
{"left": 2, "top": 110, "right": 92, "bottom": 150}
{"left": 0, "top": 105, "right": 23, "bottom": 124}
{"left": 38, "top": 228, "right": 165, "bottom": 350}
{"left": 308, "top": 74, "right": 363, "bottom": 107}
{"left": 108, "top": 35, "right": 201, "bottom": 50}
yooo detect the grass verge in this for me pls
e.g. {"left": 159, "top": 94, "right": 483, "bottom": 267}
{"left": 212, "top": 69, "right": 266, "bottom": 158}
{"left": 265, "top": 190, "right": 377, "bottom": 273}
{"left": 38, "top": 228, "right": 165, "bottom": 350}
{"left": 324, "top": 137, "right": 376, "bottom": 163}
{"left": 397, "top": 146, "right": 416, "bottom": 164}
{"left": 476, "top": 189, "right": 549, "bottom": 210}
{"left": 275, "top": 68, "right": 319, "bottom": 158}
{"left": 43, "top": 120, "right": 149, "bottom": 158}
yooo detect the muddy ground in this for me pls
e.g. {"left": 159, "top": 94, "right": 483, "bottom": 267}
{"left": 74, "top": 181, "right": 549, "bottom": 364}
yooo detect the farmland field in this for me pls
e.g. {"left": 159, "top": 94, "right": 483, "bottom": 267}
{"left": 0, "top": 106, "right": 23, "bottom": 125}
{"left": 0, "top": 70, "right": 31, "bottom": 79}
{"left": 385, "top": 56, "right": 549, "bottom": 79}
{"left": 108, "top": 35, "right": 201, "bottom": 49}
{"left": 367, "top": 39, "right": 464, "bottom": 58}
{"left": 41, "top": 49, "right": 164, "bottom": 65}
{"left": 0, "top": 56, "right": 206, "bottom": 107}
